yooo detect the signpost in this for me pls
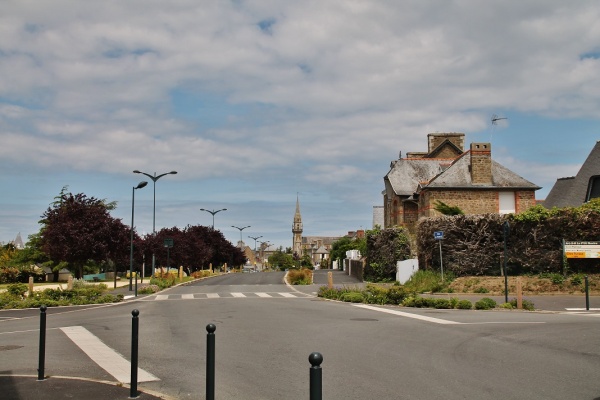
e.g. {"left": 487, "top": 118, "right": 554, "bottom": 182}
{"left": 434, "top": 231, "right": 444, "bottom": 281}
{"left": 564, "top": 241, "right": 600, "bottom": 258}
{"left": 164, "top": 238, "right": 174, "bottom": 273}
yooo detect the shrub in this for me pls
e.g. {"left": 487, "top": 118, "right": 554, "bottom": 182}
{"left": 550, "top": 273, "right": 564, "bottom": 285}
{"left": 363, "top": 284, "right": 388, "bottom": 304}
{"left": 340, "top": 292, "right": 364, "bottom": 303}
{"left": 456, "top": 299, "right": 472, "bottom": 309}
{"left": 499, "top": 302, "right": 514, "bottom": 310}
{"left": 287, "top": 269, "right": 312, "bottom": 285}
{"left": 386, "top": 286, "right": 409, "bottom": 305}
{"left": 138, "top": 285, "right": 160, "bottom": 294}
{"left": 150, "top": 275, "right": 177, "bottom": 289}
{"left": 475, "top": 298, "right": 497, "bottom": 310}
{"left": 404, "top": 270, "right": 455, "bottom": 293}
{"left": 433, "top": 299, "right": 452, "bottom": 309}
{"left": 508, "top": 298, "right": 535, "bottom": 311}
{"left": 7, "top": 283, "right": 28, "bottom": 298}
{"left": 474, "top": 287, "right": 489, "bottom": 294}
{"left": 570, "top": 275, "right": 583, "bottom": 286}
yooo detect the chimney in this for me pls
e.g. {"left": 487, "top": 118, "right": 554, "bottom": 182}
{"left": 470, "top": 143, "right": 492, "bottom": 185}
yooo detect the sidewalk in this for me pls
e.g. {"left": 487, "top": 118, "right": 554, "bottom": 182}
{"left": 0, "top": 375, "right": 169, "bottom": 400}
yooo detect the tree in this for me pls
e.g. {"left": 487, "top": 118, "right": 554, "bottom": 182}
{"left": 434, "top": 200, "right": 464, "bottom": 216}
{"left": 40, "top": 193, "right": 130, "bottom": 278}
{"left": 268, "top": 250, "right": 295, "bottom": 270}
{"left": 330, "top": 236, "right": 366, "bottom": 262}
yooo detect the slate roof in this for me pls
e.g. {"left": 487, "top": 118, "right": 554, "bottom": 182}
{"left": 423, "top": 151, "right": 541, "bottom": 190}
{"left": 544, "top": 141, "right": 600, "bottom": 208}
{"left": 385, "top": 158, "right": 448, "bottom": 196}
{"left": 385, "top": 150, "right": 540, "bottom": 197}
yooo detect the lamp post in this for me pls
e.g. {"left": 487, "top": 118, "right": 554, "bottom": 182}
{"left": 231, "top": 225, "right": 250, "bottom": 251}
{"left": 248, "top": 235, "right": 263, "bottom": 252}
{"left": 200, "top": 208, "right": 227, "bottom": 229}
{"left": 260, "top": 241, "right": 271, "bottom": 269}
{"left": 130, "top": 181, "right": 148, "bottom": 291}
{"left": 248, "top": 235, "right": 263, "bottom": 270}
{"left": 133, "top": 170, "right": 177, "bottom": 277}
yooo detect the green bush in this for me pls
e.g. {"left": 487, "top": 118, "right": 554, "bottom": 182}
{"left": 457, "top": 299, "right": 472, "bottom": 309}
{"left": 386, "top": 286, "right": 409, "bottom": 305}
{"left": 433, "top": 299, "right": 452, "bottom": 309}
{"left": 340, "top": 292, "right": 364, "bottom": 303}
{"left": 570, "top": 275, "right": 583, "bottom": 286}
{"left": 7, "top": 283, "right": 28, "bottom": 298}
{"left": 508, "top": 298, "right": 535, "bottom": 311}
{"left": 475, "top": 297, "right": 497, "bottom": 310}
{"left": 550, "top": 273, "right": 564, "bottom": 285}
{"left": 474, "top": 287, "right": 489, "bottom": 294}
{"left": 150, "top": 275, "right": 177, "bottom": 289}
{"left": 404, "top": 270, "right": 455, "bottom": 293}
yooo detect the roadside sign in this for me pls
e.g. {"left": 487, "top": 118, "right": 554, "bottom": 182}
{"left": 564, "top": 241, "right": 600, "bottom": 259}
{"left": 434, "top": 231, "right": 444, "bottom": 240}
{"left": 164, "top": 238, "right": 174, "bottom": 248}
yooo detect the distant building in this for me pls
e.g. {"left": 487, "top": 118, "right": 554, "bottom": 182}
{"left": 383, "top": 133, "right": 540, "bottom": 228}
{"left": 11, "top": 232, "right": 24, "bottom": 249}
{"left": 292, "top": 197, "right": 364, "bottom": 265}
{"left": 544, "top": 141, "right": 600, "bottom": 208}
{"left": 372, "top": 206, "right": 384, "bottom": 228}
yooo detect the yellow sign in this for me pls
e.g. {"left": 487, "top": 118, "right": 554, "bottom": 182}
{"left": 565, "top": 241, "right": 600, "bottom": 259}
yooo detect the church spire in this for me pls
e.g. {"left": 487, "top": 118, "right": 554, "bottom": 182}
{"left": 292, "top": 194, "right": 303, "bottom": 255}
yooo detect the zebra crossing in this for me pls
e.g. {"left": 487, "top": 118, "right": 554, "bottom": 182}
{"left": 146, "top": 291, "right": 313, "bottom": 301}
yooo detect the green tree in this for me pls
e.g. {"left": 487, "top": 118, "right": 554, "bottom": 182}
{"left": 268, "top": 250, "right": 295, "bottom": 270}
{"left": 434, "top": 200, "right": 464, "bottom": 216}
{"left": 330, "top": 236, "right": 366, "bottom": 262}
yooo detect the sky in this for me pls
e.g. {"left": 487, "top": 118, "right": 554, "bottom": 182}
{"left": 1, "top": 1, "right": 599, "bottom": 250}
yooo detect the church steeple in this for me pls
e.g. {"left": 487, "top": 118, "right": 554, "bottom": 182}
{"left": 292, "top": 195, "right": 303, "bottom": 256}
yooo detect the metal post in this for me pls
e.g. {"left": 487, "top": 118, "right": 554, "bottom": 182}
{"left": 503, "top": 221, "right": 510, "bottom": 304}
{"left": 130, "top": 309, "right": 139, "bottom": 399}
{"left": 309, "top": 352, "right": 323, "bottom": 400}
{"left": 585, "top": 276, "right": 590, "bottom": 311}
{"left": 206, "top": 324, "right": 216, "bottom": 400}
{"left": 135, "top": 274, "right": 138, "bottom": 297}
{"left": 438, "top": 240, "right": 444, "bottom": 282}
{"left": 37, "top": 305, "right": 47, "bottom": 381}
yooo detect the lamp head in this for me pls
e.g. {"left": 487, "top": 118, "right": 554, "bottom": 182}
{"left": 170, "top": 171, "right": 178, "bottom": 175}
{"left": 133, "top": 170, "right": 141, "bottom": 174}
{"left": 135, "top": 181, "right": 148, "bottom": 189}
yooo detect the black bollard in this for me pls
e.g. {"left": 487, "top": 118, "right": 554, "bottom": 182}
{"left": 206, "top": 324, "right": 216, "bottom": 400}
{"left": 37, "top": 305, "right": 47, "bottom": 381}
{"left": 130, "top": 309, "right": 139, "bottom": 399}
{"left": 309, "top": 352, "right": 323, "bottom": 400}
{"left": 135, "top": 274, "right": 138, "bottom": 297}
{"left": 585, "top": 276, "right": 590, "bottom": 311}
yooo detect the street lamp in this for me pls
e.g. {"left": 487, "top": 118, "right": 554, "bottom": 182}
{"left": 133, "top": 169, "right": 177, "bottom": 277}
{"left": 248, "top": 235, "right": 263, "bottom": 252}
{"left": 130, "top": 181, "right": 148, "bottom": 291}
{"left": 231, "top": 225, "right": 250, "bottom": 251}
{"left": 200, "top": 208, "right": 227, "bottom": 229}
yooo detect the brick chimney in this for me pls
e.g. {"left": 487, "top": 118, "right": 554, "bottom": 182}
{"left": 470, "top": 143, "right": 492, "bottom": 185}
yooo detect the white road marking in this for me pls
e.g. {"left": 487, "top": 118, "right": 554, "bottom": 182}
{"left": 155, "top": 295, "right": 169, "bottom": 301}
{"left": 278, "top": 293, "right": 296, "bottom": 298}
{"left": 256, "top": 293, "right": 272, "bottom": 298}
{"left": 231, "top": 292, "right": 246, "bottom": 298}
{"left": 206, "top": 293, "right": 220, "bottom": 298}
{"left": 354, "top": 304, "right": 460, "bottom": 324}
{"left": 181, "top": 294, "right": 194, "bottom": 300}
{"left": 565, "top": 308, "right": 600, "bottom": 311}
{"left": 60, "top": 326, "right": 159, "bottom": 383}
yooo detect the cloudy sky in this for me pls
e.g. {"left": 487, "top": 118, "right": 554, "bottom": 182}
{"left": 1, "top": 1, "right": 599, "bottom": 249}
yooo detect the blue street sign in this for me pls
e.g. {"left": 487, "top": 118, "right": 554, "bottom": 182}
{"left": 434, "top": 231, "right": 444, "bottom": 240}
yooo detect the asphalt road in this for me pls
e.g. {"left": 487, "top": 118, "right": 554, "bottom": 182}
{"left": 1, "top": 271, "right": 600, "bottom": 399}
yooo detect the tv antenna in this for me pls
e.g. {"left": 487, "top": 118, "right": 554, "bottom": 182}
{"left": 490, "top": 114, "right": 508, "bottom": 142}
{"left": 491, "top": 114, "right": 507, "bottom": 125}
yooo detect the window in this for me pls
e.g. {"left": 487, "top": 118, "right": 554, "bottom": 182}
{"left": 499, "top": 192, "right": 515, "bottom": 214}
{"left": 586, "top": 175, "right": 600, "bottom": 202}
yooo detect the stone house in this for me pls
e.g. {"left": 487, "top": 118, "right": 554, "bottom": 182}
{"left": 383, "top": 133, "right": 540, "bottom": 228}
{"left": 544, "top": 141, "right": 600, "bottom": 208}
